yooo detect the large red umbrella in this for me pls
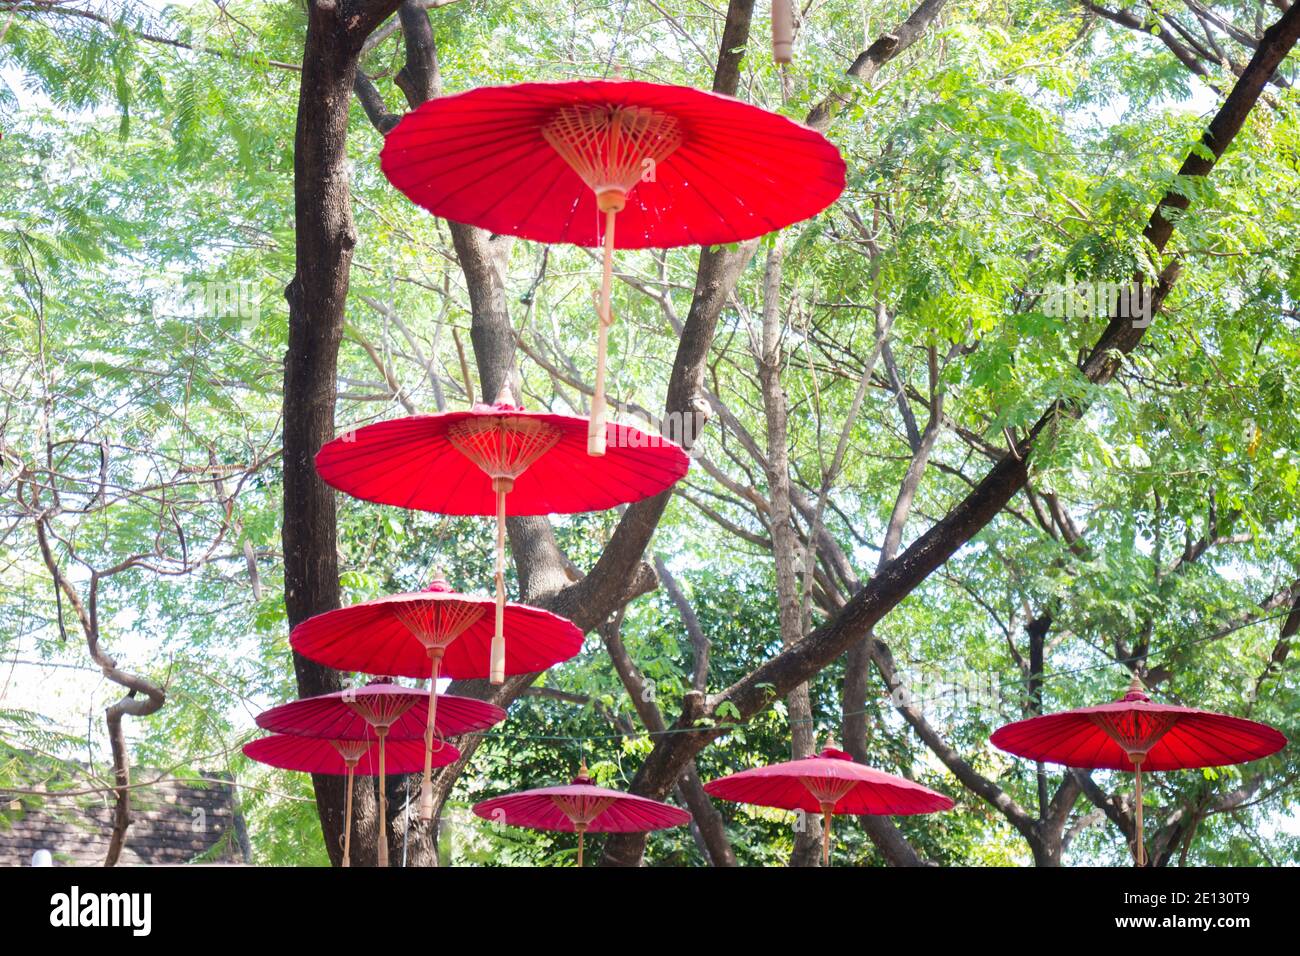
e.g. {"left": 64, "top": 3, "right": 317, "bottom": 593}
{"left": 380, "top": 80, "right": 845, "bottom": 454}
{"left": 256, "top": 680, "right": 505, "bottom": 867}
{"left": 991, "top": 676, "right": 1287, "bottom": 865}
{"left": 316, "top": 386, "right": 686, "bottom": 683}
{"left": 704, "top": 744, "right": 954, "bottom": 865}
{"left": 243, "top": 734, "right": 460, "bottom": 867}
{"left": 472, "top": 761, "right": 691, "bottom": 865}
{"left": 290, "top": 575, "right": 582, "bottom": 821}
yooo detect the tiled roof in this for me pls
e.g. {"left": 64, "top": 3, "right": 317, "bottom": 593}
{"left": 1, "top": 771, "right": 250, "bottom": 866}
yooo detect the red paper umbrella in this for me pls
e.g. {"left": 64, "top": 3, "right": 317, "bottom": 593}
{"left": 381, "top": 80, "right": 845, "bottom": 453}
{"left": 256, "top": 680, "right": 504, "bottom": 867}
{"left": 290, "top": 575, "right": 581, "bottom": 822}
{"left": 472, "top": 761, "right": 691, "bottom": 865}
{"left": 991, "top": 676, "right": 1286, "bottom": 865}
{"left": 316, "top": 386, "right": 686, "bottom": 682}
{"left": 243, "top": 734, "right": 460, "bottom": 867}
{"left": 704, "top": 744, "right": 954, "bottom": 865}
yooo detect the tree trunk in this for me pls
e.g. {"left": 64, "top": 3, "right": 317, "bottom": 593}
{"left": 284, "top": 0, "right": 402, "bottom": 867}
{"left": 755, "top": 240, "right": 822, "bottom": 866}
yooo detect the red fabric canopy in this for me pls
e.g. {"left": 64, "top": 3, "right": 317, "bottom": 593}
{"left": 290, "top": 577, "right": 582, "bottom": 679}
{"left": 990, "top": 685, "right": 1286, "bottom": 772}
{"left": 314, "top": 398, "right": 688, "bottom": 516}
{"left": 255, "top": 681, "right": 505, "bottom": 740}
{"left": 472, "top": 772, "right": 690, "bottom": 833}
{"left": 380, "top": 79, "right": 845, "bottom": 249}
{"left": 242, "top": 734, "right": 459, "bottom": 775}
{"left": 703, "top": 747, "right": 954, "bottom": 815}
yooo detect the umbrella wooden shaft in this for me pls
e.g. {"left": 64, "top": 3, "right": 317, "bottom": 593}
{"left": 820, "top": 803, "right": 834, "bottom": 866}
{"left": 1133, "top": 758, "right": 1145, "bottom": 867}
{"left": 576, "top": 823, "right": 587, "bottom": 867}
{"left": 589, "top": 208, "right": 616, "bottom": 457}
{"left": 419, "top": 648, "right": 445, "bottom": 821}
{"left": 342, "top": 760, "right": 357, "bottom": 868}
{"left": 491, "top": 483, "right": 508, "bottom": 683}
{"left": 772, "top": 0, "right": 794, "bottom": 63}
{"left": 376, "top": 727, "right": 389, "bottom": 868}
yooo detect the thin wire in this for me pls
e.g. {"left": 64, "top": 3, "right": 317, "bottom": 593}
{"left": 451, "top": 610, "right": 1295, "bottom": 746}
{"left": 602, "top": 0, "right": 632, "bottom": 78}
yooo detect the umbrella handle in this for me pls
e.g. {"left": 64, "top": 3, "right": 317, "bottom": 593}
{"left": 1134, "top": 761, "right": 1145, "bottom": 867}
{"left": 821, "top": 804, "right": 833, "bottom": 866}
{"left": 772, "top": 0, "right": 794, "bottom": 64}
{"left": 342, "top": 761, "right": 356, "bottom": 868}
{"left": 577, "top": 824, "right": 586, "bottom": 868}
{"left": 419, "top": 651, "right": 443, "bottom": 822}
{"left": 491, "top": 486, "right": 507, "bottom": 684}
{"left": 377, "top": 727, "right": 389, "bottom": 868}
{"left": 588, "top": 208, "right": 616, "bottom": 457}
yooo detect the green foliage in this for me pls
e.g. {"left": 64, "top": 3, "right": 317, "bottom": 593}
{"left": 2, "top": 0, "right": 1298, "bottom": 867}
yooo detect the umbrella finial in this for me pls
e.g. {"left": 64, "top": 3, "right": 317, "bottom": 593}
{"left": 493, "top": 380, "right": 515, "bottom": 408}
{"left": 817, "top": 736, "right": 853, "bottom": 760}
{"left": 1124, "top": 673, "right": 1148, "bottom": 701}
{"left": 423, "top": 573, "right": 453, "bottom": 593}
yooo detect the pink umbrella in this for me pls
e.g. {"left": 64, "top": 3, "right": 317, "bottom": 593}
{"left": 472, "top": 760, "right": 691, "bottom": 865}
{"left": 991, "top": 675, "right": 1286, "bottom": 865}
{"left": 290, "top": 576, "right": 582, "bottom": 822}
{"left": 704, "top": 744, "right": 954, "bottom": 865}
{"left": 243, "top": 734, "right": 460, "bottom": 867}
{"left": 379, "top": 80, "right": 844, "bottom": 453}
{"left": 315, "top": 385, "right": 686, "bottom": 684}
{"left": 256, "top": 680, "right": 504, "bottom": 866}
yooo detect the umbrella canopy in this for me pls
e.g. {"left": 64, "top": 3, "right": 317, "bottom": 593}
{"left": 314, "top": 392, "right": 688, "bottom": 516}
{"left": 242, "top": 734, "right": 462, "bottom": 868}
{"left": 380, "top": 79, "right": 844, "bottom": 455}
{"left": 472, "top": 764, "right": 690, "bottom": 865}
{"left": 316, "top": 388, "right": 685, "bottom": 683}
{"left": 991, "top": 676, "right": 1286, "bottom": 865}
{"left": 704, "top": 746, "right": 954, "bottom": 864}
{"left": 242, "top": 734, "right": 459, "bottom": 775}
{"left": 255, "top": 681, "right": 505, "bottom": 741}
{"left": 379, "top": 79, "right": 845, "bottom": 251}
{"left": 290, "top": 576, "right": 581, "bottom": 821}
{"left": 290, "top": 577, "right": 583, "bottom": 680}
{"left": 989, "top": 683, "right": 1286, "bottom": 772}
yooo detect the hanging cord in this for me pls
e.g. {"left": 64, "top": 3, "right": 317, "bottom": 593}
{"left": 602, "top": 0, "right": 632, "bottom": 77}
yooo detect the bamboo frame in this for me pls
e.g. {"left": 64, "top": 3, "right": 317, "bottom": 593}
{"left": 551, "top": 760, "right": 615, "bottom": 866}
{"left": 542, "top": 105, "right": 683, "bottom": 455}
{"left": 330, "top": 739, "right": 370, "bottom": 868}
{"left": 801, "top": 770, "right": 854, "bottom": 866}
{"left": 392, "top": 592, "right": 487, "bottom": 820}
{"left": 341, "top": 691, "right": 417, "bottom": 867}
{"left": 1088, "top": 676, "right": 1174, "bottom": 867}
{"left": 446, "top": 387, "right": 561, "bottom": 682}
